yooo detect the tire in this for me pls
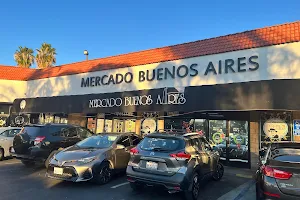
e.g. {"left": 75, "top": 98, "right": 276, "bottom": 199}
{"left": 92, "top": 162, "right": 112, "bottom": 185}
{"left": 182, "top": 172, "right": 201, "bottom": 200}
{"left": 129, "top": 182, "right": 144, "bottom": 191}
{"left": 0, "top": 148, "right": 4, "bottom": 161}
{"left": 256, "top": 183, "right": 263, "bottom": 200}
{"left": 45, "top": 150, "right": 59, "bottom": 169}
{"left": 21, "top": 160, "right": 35, "bottom": 167}
{"left": 212, "top": 163, "right": 224, "bottom": 181}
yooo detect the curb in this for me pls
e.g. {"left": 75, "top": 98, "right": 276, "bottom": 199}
{"left": 233, "top": 180, "right": 256, "bottom": 200}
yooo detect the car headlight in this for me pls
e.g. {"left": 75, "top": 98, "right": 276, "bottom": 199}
{"left": 77, "top": 156, "right": 96, "bottom": 163}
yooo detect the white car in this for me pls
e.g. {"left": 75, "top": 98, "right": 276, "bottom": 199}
{"left": 0, "top": 127, "right": 22, "bottom": 160}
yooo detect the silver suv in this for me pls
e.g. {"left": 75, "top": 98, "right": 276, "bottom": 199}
{"left": 126, "top": 132, "right": 224, "bottom": 200}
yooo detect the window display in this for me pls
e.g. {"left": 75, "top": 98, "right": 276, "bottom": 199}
{"left": 260, "top": 112, "right": 292, "bottom": 148}
{"left": 113, "top": 119, "right": 124, "bottom": 133}
{"left": 96, "top": 118, "right": 104, "bottom": 133}
{"left": 87, "top": 118, "right": 96, "bottom": 133}
{"left": 141, "top": 118, "right": 157, "bottom": 135}
{"left": 125, "top": 119, "right": 136, "bottom": 132}
{"left": 104, "top": 119, "right": 112, "bottom": 132}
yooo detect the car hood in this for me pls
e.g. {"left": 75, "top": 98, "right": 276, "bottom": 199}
{"left": 54, "top": 146, "right": 109, "bottom": 162}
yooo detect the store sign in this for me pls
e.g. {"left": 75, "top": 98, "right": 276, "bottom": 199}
{"left": 89, "top": 87, "right": 186, "bottom": 108}
{"left": 81, "top": 56, "right": 259, "bottom": 87}
{"left": 15, "top": 116, "right": 25, "bottom": 125}
{"left": 263, "top": 118, "right": 289, "bottom": 142}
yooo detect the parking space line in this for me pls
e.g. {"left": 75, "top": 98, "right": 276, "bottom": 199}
{"left": 111, "top": 182, "right": 129, "bottom": 189}
{"left": 4, "top": 162, "right": 21, "bottom": 165}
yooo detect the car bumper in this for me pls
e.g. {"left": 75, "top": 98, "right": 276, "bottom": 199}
{"left": 126, "top": 166, "right": 188, "bottom": 191}
{"left": 12, "top": 148, "right": 49, "bottom": 162}
{"left": 259, "top": 176, "right": 300, "bottom": 200}
{"left": 47, "top": 164, "right": 94, "bottom": 182}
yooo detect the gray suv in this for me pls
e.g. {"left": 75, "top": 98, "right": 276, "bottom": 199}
{"left": 126, "top": 132, "right": 224, "bottom": 200}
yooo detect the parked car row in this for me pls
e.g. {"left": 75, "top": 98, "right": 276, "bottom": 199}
{"left": 7, "top": 123, "right": 224, "bottom": 200}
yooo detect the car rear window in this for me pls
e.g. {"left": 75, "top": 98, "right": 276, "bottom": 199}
{"left": 274, "top": 155, "right": 300, "bottom": 163}
{"left": 21, "top": 127, "right": 43, "bottom": 137}
{"left": 140, "top": 137, "right": 185, "bottom": 152}
{"left": 271, "top": 148, "right": 300, "bottom": 163}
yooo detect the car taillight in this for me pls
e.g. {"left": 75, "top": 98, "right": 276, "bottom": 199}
{"left": 263, "top": 165, "right": 292, "bottom": 180}
{"left": 170, "top": 152, "right": 191, "bottom": 160}
{"left": 130, "top": 147, "right": 139, "bottom": 155}
{"left": 34, "top": 136, "right": 46, "bottom": 145}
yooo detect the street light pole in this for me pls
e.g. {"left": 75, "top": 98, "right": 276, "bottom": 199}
{"left": 83, "top": 50, "right": 89, "bottom": 61}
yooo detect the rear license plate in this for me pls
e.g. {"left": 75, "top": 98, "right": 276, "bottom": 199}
{"left": 54, "top": 167, "right": 63, "bottom": 175}
{"left": 10, "top": 148, "right": 15, "bottom": 153}
{"left": 146, "top": 161, "right": 158, "bottom": 170}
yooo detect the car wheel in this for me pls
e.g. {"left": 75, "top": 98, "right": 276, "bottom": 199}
{"left": 212, "top": 163, "right": 224, "bottom": 181}
{"left": 182, "top": 173, "right": 201, "bottom": 200}
{"left": 21, "top": 160, "right": 35, "bottom": 167}
{"left": 129, "top": 182, "right": 144, "bottom": 191}
{"left": 45, "top": 150, "right": 58, "bottom": 169}
{"left": 256, "top": 183, "right": 263, "bottom": 200}
{"left": 0, "top": 148, "right": 4, "bottom": 161}
{"left": 93, "top": 162, "right": 112, "bottom": 185}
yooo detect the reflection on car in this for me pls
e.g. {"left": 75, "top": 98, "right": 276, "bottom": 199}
{"left": 47, "top": 132, "right": 142, "bottom": 184}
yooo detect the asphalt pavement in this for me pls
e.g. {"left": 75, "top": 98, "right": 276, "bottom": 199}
{"left": 0, "top": 158, "right": 255, "bottom": 200}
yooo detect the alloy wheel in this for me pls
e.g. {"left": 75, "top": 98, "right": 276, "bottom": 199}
{"left": 99, "top": 165, "right": 111, "bottom": 183}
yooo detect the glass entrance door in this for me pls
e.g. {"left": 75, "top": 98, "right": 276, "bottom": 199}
{"left": 209, "top": 120, "right": 249, "bottom": 168}
{"left": 228, "top": 120, "right": 249, "bottom": 167}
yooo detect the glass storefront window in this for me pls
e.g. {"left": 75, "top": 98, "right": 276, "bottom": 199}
{"left": 260, "top": 112, "right": 292, "bottom": 148}
{"left": 229, "top": 121, "right": 249, "bottom": 163}
{"left": 194, "top": 119, "right": 207, "bottom": 135}
{"left": 125, "top": 119, "right": 136, "bottom": 133}
{"left": 113, "top": 119, "right": 124, "bottom": 133}
{"left": 164, "top": 118, "right": 194, "bottom": 132}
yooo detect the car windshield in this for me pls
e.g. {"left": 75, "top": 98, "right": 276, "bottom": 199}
{"left": 140, "top": 137, "right": 185, "bottom": 152}
{"left": 76, "top": 135, "right": 118, "bottom": 148}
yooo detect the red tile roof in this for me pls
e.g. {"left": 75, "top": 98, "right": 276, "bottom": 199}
{"left": 0, "top": 65, "right": 36, "bottom": 81}
{"left": 2, "top": 21, "right": 300, "bottom": 81}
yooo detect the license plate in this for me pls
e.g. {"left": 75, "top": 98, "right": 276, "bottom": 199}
{"left": 10, "top": 148, "right": 15, "bottom": 153}
{"left": 54, "top": 167, "right": 63, "bottom": 175}
{"left": 146, "top": 161, "right": 158, "bottom": 170}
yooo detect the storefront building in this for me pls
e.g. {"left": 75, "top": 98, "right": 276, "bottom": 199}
{"left": 0, "top": 21, "right": 299, "bottom": 169}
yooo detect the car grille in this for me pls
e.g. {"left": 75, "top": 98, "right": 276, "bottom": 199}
{"left": 48, "top": 165, "right": 77, "bottom": 180}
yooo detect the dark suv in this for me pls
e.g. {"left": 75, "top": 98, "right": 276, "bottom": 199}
{"left": 12, "top": 124, "right": 93, "bottom": 167}
{"left": 126, "top": 132, "right": 224, "bottom": 200}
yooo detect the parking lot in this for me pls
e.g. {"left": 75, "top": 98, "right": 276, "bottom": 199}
{"left": 0, "top": 158, "right": 255, "bottom": 200}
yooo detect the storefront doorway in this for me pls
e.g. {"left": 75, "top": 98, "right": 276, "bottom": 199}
{"left": 208, "top": 120, "right": 249, "bottom": 168}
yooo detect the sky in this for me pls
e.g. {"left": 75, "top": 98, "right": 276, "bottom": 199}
{"left": 0, "top": 0, "right": 299, "bottom": 68}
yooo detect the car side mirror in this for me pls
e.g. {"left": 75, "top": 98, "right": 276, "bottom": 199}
{"left": 116, "top": 144, "right": 125, "bottom": 150}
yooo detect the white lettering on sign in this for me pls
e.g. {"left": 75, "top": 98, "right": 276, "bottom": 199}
{"left": 156, "top": 88, "right": 186, "bottom": 105}
{"left": 88, "top": 88, "right": 186, "bottom": 108}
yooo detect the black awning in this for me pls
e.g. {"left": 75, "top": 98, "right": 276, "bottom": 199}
{"left": 12, "top": 79, "right": 300, "bottom": 114}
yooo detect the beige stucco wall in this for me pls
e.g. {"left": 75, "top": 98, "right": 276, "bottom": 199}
{"left": 26, "top": 42, "right": 300, "bottom": 98}
{"left": 0, "top": 80, "right": 27, "bottom": 102}
{"left": 250, "top": 111, "right": 260, "bottom": 169}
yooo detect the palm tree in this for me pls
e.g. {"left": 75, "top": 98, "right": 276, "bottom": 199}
{"left": 14, "top": 46, "right": 35, "bottom": 68}
{"left": 36, "top": 43, "right": 57, "bottom": 69}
